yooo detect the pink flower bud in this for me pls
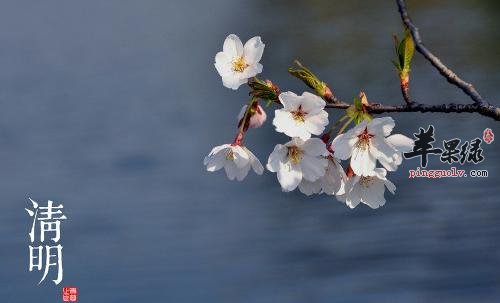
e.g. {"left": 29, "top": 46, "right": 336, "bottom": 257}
{"left": 237, "top": 104, "right": 267, "bottom": 129}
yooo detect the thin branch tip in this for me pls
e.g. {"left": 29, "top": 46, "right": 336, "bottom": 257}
{"left": 396, "top": 0, "right": 487, "bottom": 106}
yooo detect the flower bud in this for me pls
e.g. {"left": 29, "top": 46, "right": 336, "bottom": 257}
{"left": 288, "top": 60, "right": 332, "bottom": 100}
{"left": 237, "top": 103, "right": 267, "bottom": 129}
{"left": 248, "top": 78, "right": 280, "bottom": 103}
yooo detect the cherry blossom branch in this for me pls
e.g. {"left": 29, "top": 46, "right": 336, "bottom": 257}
{"left": 270, "top": 1, "right": 500, "bottom": 121}
{"left": 208, "top": 32, "right": 493, "bottom": 202}
{"left": 251, "top": 77, "right": 500, "bottom": 121}
{"left": 324, "top": 101, "right": 500, "bottom": 121}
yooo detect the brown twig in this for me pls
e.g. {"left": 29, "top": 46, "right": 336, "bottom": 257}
{"left": 400, "top": 77, "right": 412, "bottom": 105}
{"left": 259, "top": 77, "right": 500, "bottom": 120}
{"left": 396, "top": 0, "right": 485, "bottom": 105}
{"left": 325, "top": 102, "right": 500, "bottom": 121}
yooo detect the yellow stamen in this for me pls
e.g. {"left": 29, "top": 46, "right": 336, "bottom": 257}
{"left": 225, "top": 149, "right": 234, "bottom": 160}
{"left": 356, "top": 127, "right": 374, "bottom": 150}
{"left": 291, "top": 106, "right": 307, "bottom": 123}
{"left": 232, "top": 56, "right": 248, "bottom": 72}
{"left": 287, "top": 146, "right": 302, "bottom": 164}
{"left": 360, "top": 176, "right": 375, "bottom": 187}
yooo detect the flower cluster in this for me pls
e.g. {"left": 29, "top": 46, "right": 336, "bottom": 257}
{"left": 204, "top": 34, "right": 266, "bottom": 181}
{"left": 331, "top": 117, "right": 413, "bottom": 208}
{"left": 204, "top": 34, "right": 414, "bottom": 209}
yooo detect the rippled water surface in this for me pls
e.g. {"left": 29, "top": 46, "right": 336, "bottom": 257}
{"left": 0, "top": 0, "right": 499, "bottom": 302}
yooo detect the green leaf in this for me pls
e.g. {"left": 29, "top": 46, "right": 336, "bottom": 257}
{"left": 393, "top": 30, "right": 414, "bottom": 76}
{"left": 353, "top": 96, "right": 363, "bottom": 111}
{"left": 401, "top": 30, "right": 414, "bottom": 71}
{"left": 346, "top": 106, "right": 357, "bottom": 119}
{"left": 403, "top": 37, "right": 414, "bottom": 70}
{"left": 346, "top": 92, "right": 372, "bottom": 125}
{"left": 392, "top": 34, "right": 400, "bottom": 54}
{"left": 361, "top": 112, "right": 373, "bottom": 122}
{"left": 397, "top": 39, "right": 406, "bottom": 68}
{"left": 353, "top": 115, "right": 361, "bottom": 125}
{"left": 392, "top": 59, "right": 402, "bottom": 71}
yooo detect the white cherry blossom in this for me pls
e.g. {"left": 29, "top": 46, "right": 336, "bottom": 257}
{"left": 273, "top": 91, "right": 329, "bottom": 141}
{"left": 214, "top": 34, "right": 265, "bottom": 90}
{"left": 383, "top": 134, "right": 415, "bottom": 170}
{"left": 330, "top": 117, "right": 413, "bottom": 176}
{"left": 338, "top": 168, "right": 396, "bottom": 209}
{"left": 204, "top": 144, "right": 263, "bottom": 181}
{"left": 298, "top": 155, "right": 347, "bottom": 196}
{"left": 237, "top": 104, "right": 267, "bottom": 129}
{"left": 267, "top": 137, "right": 328, "bottom": 192}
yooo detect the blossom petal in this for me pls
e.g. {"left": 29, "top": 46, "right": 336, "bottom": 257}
{"left": 300, "top": 154, "right": 328, "bottom": 182}
{"left": 387, "top": 134, "right": 414, "bottom": 153}
{"left": 205, "top": 155, "right": 225, "bottom": 172}
{"left": 244, "top": 147, "right": 264, "bottom": 175}
{"left": 222, "top": 74, "right": 247, "bottom": 90}
{"left": 277, "top": 162, "right": 302, "bottom": 192}
{"left": 278, "top": 91, "right": 301, "bottom": 111}
{"left": 214, "top": 52, "right": 232, "bottom": 76}
{"left": 204, "top": 154, "right": 225, "bottom": 172}
{"left": 372, "top": 167, "right": 388, "bottom": 178}
{"left": 223, "top": 34, "right": 243, "bottom": 58}
{"left": 368, "top": 117, "right": 395, "bottom": 137}
{"left": 241, "top": 63, "right": 263, "bottom": 79}
{"left": 289, "top": 137, "right": 306, "bottom": 147}
{"left": 349, "top": 120, "right": 369, "bottom": 137}
{"left": 204, "top": 144, "right": 230, "bottom": 172}
{"left": 300, "top": 92, "right": 326, "bottom": 115}
{"left": 298, "top": 179, "right": 322, "bottom": 196}
{"left": 371, "top": 136, "right": 398, "bottom": 160}
{"left": 235, "top": 164, "right": 251, "bottom": 181}
{"left": 377, "top": 155, "right": 399, "bottom": 171}
{"left": 204, "top": 144, "right": 230, "bottom": 164}
{"left": 344, "top": 177, "right": 361, "bottom": 208}
{"left": 224, "top": 161, "right": 238, "bottom": 180}
{"left": 370, "top": 136, "right": 399, "bottom": 171}
{"left": 302, "top": 138, "right": 328, "bottom": 157}
{"left": 266, "top": 144, "right": 286, "bottom": 173}
{"left": 304, "top": 111, "right": 328, "bottom": 136}
{"left": 247, "top": 104, "right": 267, "bottom": 128}
{"left": 231, "top": 146, "right": 250, "bottom": 168}
{"left": 322, "top": 158, "right": 346, "bottom": 195}
{"left": 251, "top": 158, "right": 264, "bottom": 175}
{"left": 350, "top": 147, "right": 376, "bottom": 176}
{"left": 384, "top": 179, "right": 396, "bottom": 194}
{"left": 336, "top": 193, "right": 346, "bottom": 203}
{"left": 272, "top": 109, "right": 294, "bottom": 134}
{"left": 243, "top": 36, "right": 265, "bottom": 64}
{"left": 330, "top": 134, "right": 356, "bottom": 160}
{"left": 273, "top": 109, "right": 311, "bottom": 140}
{"left": 360, "top": 179, "right": 386, "bottom": 209}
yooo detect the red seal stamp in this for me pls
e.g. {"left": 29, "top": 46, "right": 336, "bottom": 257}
{"left": 62, "top": 286, "right": 78, "bottom": 302}
{"left": 483, "top": 128, "right": 494, "bottom": 144}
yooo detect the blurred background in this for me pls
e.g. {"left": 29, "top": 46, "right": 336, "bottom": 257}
{"left": 0, "top": 0, "right": 499, "bottom": 302}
